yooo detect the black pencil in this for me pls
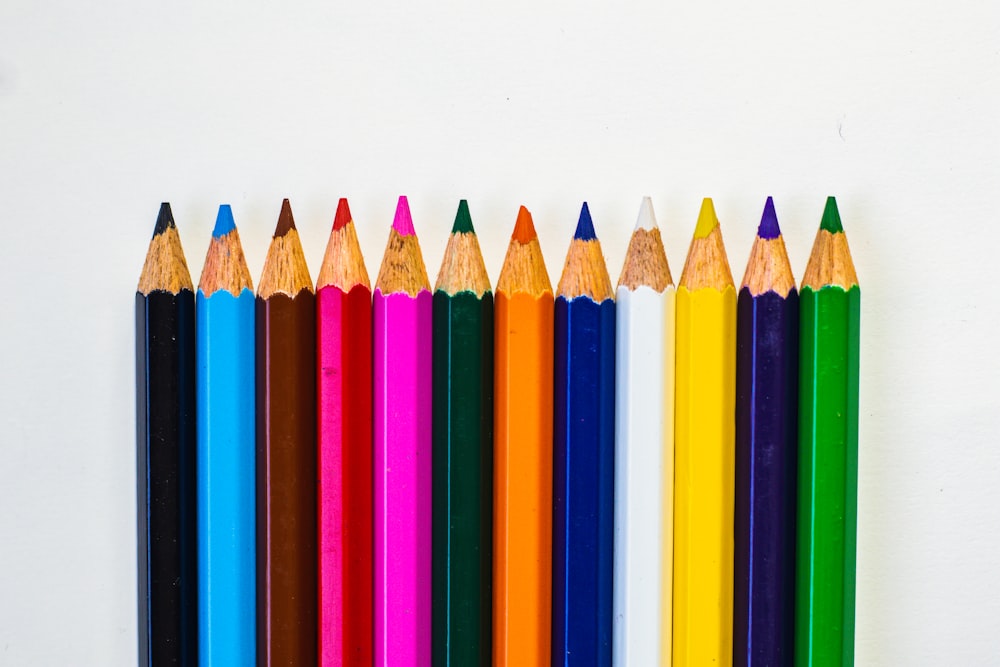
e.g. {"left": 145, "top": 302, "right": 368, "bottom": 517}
{"left": 135, "top": 202, "right": 197, "bottom": 665}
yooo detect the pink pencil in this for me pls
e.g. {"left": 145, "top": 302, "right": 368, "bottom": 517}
{"left": 317, "top": 199, "right": 373, "bottom": 666}
{"left": 373, "top": 196, "right": 433, "bottom": 666}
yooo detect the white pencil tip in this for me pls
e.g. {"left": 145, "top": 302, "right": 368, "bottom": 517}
{"left": 634, "top": 196, "right": 657, "bottom": 231}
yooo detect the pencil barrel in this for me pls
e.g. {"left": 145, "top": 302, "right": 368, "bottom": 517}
{"left": 255, "top": 292, "right": 317, "bottom": 666}
{"left": 374, "top": 289, "right": 433, "bottom": 666}
{"left": 734, "top": 288, "right": 798, "bottom": 666}
{"left": 318, "top": 284, "right": 373, "bottom": 666}
{"left": 431, "top": 290, "right": 494, "bottom": 666}
{"left": 135, "top": 290, "right": 197, "bottom": 666}
{"left": 552, "top": 296, "right": 616, "bottom": 667}
{"left": 493, "top": 290, "right": 554, "bottom": 667}
{"left": 196, "top": 289, "right": 256, "bottom": 665}
{"left": 795, "top": 285, "right": 860, "bottom": 667}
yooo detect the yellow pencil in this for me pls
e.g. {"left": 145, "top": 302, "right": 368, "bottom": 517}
{"left": 673, "top": 197, "right": 736, "bottom": 666}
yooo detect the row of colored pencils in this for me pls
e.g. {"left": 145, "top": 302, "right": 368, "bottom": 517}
{"left": 136, "top": 194, "right": 859, "bottom": 666}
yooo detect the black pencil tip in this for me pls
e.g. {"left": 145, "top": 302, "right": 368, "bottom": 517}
{"left": 153, "top": 202, "right": 174, "bottom": 237}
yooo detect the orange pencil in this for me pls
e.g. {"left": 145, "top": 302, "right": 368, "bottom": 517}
{"left": 493, "top": 206, "right": 553, "bottom": 667}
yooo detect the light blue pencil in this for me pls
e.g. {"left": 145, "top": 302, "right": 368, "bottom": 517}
{"left": 196, "top": 205, "right": 256, "bottom": 665}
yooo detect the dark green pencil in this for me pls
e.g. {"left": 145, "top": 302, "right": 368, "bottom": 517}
{"left": 431, "top": 200, "right": 494, "bottom": 665}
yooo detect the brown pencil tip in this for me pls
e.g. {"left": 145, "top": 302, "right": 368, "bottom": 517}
{"left": 274, "top": 198, "right": 296, "bottom": 237}
{"left": 512, "top": 206, "right": 537, "bottom": 243}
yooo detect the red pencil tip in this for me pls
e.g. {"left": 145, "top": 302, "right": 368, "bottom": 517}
{"left": 333, "top": 198, "right": 352, "bottom": 231}
{"left": 512, "top": 205, "right": 537, "bottom": 243}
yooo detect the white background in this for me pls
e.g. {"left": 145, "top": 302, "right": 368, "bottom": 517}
{"left": 1, "top": 1, "right": 997, "bottom": 664}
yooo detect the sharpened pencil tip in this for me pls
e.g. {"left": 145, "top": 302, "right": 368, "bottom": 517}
{"left": 757, "top": 197, "right": 781, "bottom": 239}
{"left": 820, "top": 196, "right": 844, "bottom": 233}
{"left": 512, "top": 205, "right": 537, "bottom": 243}
{"left": 212, "top": 205, "right": 235, "bottom": 238}
{"left": 693, "top": 197, "right": 719, "bottom": 239}
{"left": 452, "top": 199, "right": 475, "bottom": 234}
{"left": 392, "top": 196, "right": 415, "bottom": 236}
{"left": 332, "top": 198, "right": 352, "bottom": 231}
{"left": 153, "top": 202, "right": 175, "bottom": 237}
{"left": 634, "top": 196, "right": 657, "bottom": 231}
{"left": 574, "top": 202, "right": 596, "bottom": 240}
{"left": 274, "top": 199, "right": 296, "bottom": 237}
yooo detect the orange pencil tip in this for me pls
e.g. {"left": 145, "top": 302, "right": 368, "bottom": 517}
{"left": 512, "top": 205, "right": 537, "bottom": 243}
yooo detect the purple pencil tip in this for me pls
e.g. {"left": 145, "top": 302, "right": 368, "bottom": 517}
{"left": 757, "top": 196, "right": 781, "bottom": 239}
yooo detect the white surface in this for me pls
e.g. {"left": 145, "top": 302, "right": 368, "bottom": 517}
{"left": 0, "top": 1, "right": 997, "bottom": 663}
{"left": 614, "top": 280, "right": 675, "bottom": 666}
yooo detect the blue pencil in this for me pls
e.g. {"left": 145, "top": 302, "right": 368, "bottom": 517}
{"left": 552, "top": 203, "right": 616, "bottom": 667}
{"left": 196, "top": 205, "right": 256, "bottom": 665}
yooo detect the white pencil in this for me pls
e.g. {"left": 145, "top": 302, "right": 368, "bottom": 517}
{"left": 613, "top": 197, "right": 676, "bottom": 666}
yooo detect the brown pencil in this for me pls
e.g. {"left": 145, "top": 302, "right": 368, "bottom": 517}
{"left": 256, "top": 199, "right": 317, "bottom": 665}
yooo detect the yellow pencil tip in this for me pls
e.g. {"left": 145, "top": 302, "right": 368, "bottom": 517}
{"left": 693, "top": 197, "right": 719, "bottom": 239}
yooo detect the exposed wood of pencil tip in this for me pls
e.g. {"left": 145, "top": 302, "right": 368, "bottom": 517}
{"left": 317, "top": 220, "right": 371, "bottom": 292}
{"left": 679, "top": 224, "right": 735, "bottom": 291}
{"left": 801, "top": 228, "right": 859, "bottom": 290}
{"left": 434, "top": 231, "right": 491, "bottom": 297}
{"left": 617, "top": 227, "right": 673, "bottom": 292}
{"left": 199, "top": 228, "right": 254, "bottom": 297}
{"left": 556, "top": 238, "right": 614, "bottom": 301}
{"left": 495, "top": 235, "right": 552, "bottom": 296}
{"left": 741, "top": 235, "right": 796, "bottom": 298}
{"left": 257, "top": 227, "right": 314, "bottom": 299}
{"left": 138, "top": 225, "right": 193, "bottom": 295}
{"left": 374, "top": 227, "right": 430, "bottom": 296}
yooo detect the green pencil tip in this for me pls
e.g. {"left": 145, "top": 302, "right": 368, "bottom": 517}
{"left": 820, "top": 196, "right": 844, "bottom": 233}
{"left": 452, "top": 199, "right": 475, "bottom": 234}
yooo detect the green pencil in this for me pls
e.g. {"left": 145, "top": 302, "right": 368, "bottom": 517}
{"left": 795, "top": 197, "right": 861, "bottom": 667}
{"left": 431, "top": 200, "right": 494, "bottom": 666}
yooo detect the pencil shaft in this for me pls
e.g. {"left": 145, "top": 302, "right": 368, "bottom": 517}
{"left": 196, "top": 289, "right": 256, "bottom": 665}
{"left": 734, "top": 289, "right": 798, "bottom": 666}
{"left": 796, "top": 285, "right": 860, "bottom": 667}
{"left": 135, "top": 290, "right": 197, "bottom": 666}
{"left": 552, "top": 296, "right": 616, "bottom": 667}
{"left": 432, "top": 291, "right": 494, "bottom": 666}
{"left": 256, "top": 292, "right": 317, "bottom": 666}
{"left": 318, "top": 284, "right": 373, "bottom": 666}
{"left": 493, "top": 291, "right": 553, "bottom": 667}
{"left": 374, "top": 289, "right": 433, "bottom": 666}
{"left": 613, "top": 286, "right": 674, "bottom": 666}
{"left": 673, "top": 285, "right": 736, "bottom": 666}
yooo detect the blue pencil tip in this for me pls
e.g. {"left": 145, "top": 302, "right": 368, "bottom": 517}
{"left": 757, "top": 196, "right": 781, "bottom": 239}
{"left": 213, "top": 204, "right": 236, "bottom": 238}
{"left": 574, "top": 202, "right": 596, "bottom": 240}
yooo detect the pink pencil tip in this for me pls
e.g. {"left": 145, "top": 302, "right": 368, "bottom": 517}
{"left": 392, "top": 196, "right": 415, "bottom": 236}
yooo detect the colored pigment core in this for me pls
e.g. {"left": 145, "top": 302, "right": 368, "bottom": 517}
{"left": 452, "top": 200, "right": 475, "bottom": 234}
{"left": 574, "top": 202, "right": 596, "bottom": 241}
{"left": 757, "top": 197, "right": 781, "bottom": 240}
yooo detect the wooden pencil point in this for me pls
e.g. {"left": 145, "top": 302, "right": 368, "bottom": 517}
{"left": 199, "top": 208, "right": 254, "bottom": 297}
{"left": 258, "top": 201, "right": 313, "bottom": 299}
{"left": 497, "top": 208, "right": 551, "bottom": 296}
{"left": 618, "top": 199, "right": 673, "bottom": 292}
{"left": 679, "top": 212, "right": 734, "bottom": 291}
{"left": 375, "top": 221, "right": 430, "bottom": 297}
{"left": 317, "top": 201, "right": 370, "bottom": 292}
{"left": 435, "top": 213, "right": 491, "bottom": 297}
{"left": 274, "top": 198, "right": 297, "bottom": 237}
{"left": 557, "top": 223, "right": 614, "bottom": 301}
{"left": 138, "top": 205, "right": 193, "bottom": 295}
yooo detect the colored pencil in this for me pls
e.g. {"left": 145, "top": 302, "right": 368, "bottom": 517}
{"left": 734, "top": 197, "right": 798, "bottom": 666}
{"left": 795, "top": 197, "right": 860, "bottom": 667}
{"left": 673, "top": 197, "right": 736, "bottom": 666}
{"left": 493, "top": 205, "right": 554, "bottom": 667}
{"left": 256, "top": 199, "right": 317, "bottom": 665}
{"left": 317, "top": 198, "right": 373, "bottom": 666}
{"left": 612, "top": 197, "right": 675, "bottom": 666}
{"left": 432, "top": 200, "right": 494, "bottom": 665}
{"left": 135, "top": 202, "right": 197, "bottom": 666}
{"left": 552, "top": 202, "right": 616, "bottom": 667}
{"left": 374, "top": 195, "right": 433, "bottom": 666}
{"left": 196, "top": 205, "right": 256, "bottom": 665}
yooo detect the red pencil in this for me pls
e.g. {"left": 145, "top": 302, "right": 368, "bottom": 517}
{"left": 317, "top": 198, "right": 373, "bottom": 666}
